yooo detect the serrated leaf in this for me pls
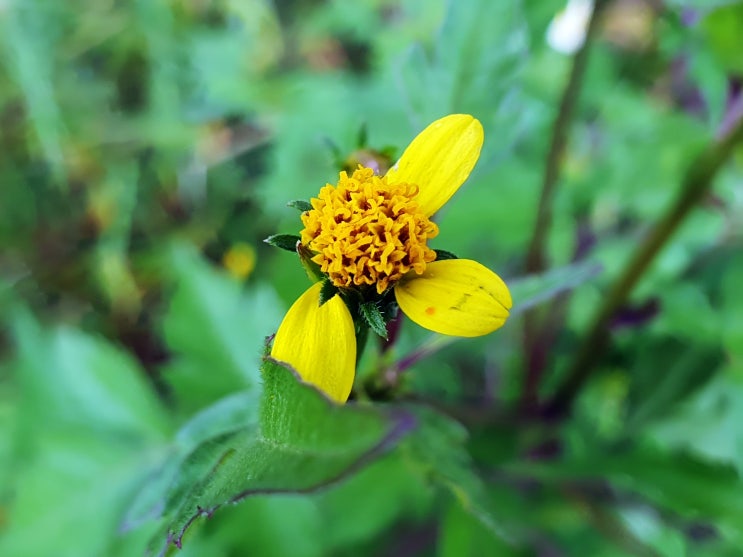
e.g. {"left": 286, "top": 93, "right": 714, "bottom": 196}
{"left": 144, "top": 358, "right": 414, "bottom": 554}
{"left": 360, "top": 301, "right": 388, "bottom": 339}
{"left": 319, "top": 279, "right": 339, "bottom": 306}
{"left": 264, "top": 233, "right": 302, "bottom": 252}
{"left": 287, "top": 199, "right": 313, "bottom": 212}
{"left": 121, "top": 392, "right": 259, "bottom": 534}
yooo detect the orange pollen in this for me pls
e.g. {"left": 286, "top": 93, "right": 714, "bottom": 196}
{"left": 300, "top": 166, "right": 439, "bottom": 294}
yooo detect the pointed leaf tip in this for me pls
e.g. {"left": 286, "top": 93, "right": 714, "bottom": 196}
{"left": 265, "top": 234, "right": 301, "bottom": 252}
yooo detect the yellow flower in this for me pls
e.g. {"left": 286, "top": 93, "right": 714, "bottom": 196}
{"left": 271, "top": 114, "right": 512, "bottom": 403}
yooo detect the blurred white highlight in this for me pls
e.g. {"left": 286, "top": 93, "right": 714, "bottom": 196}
{"left": 546, "top": 0, "right": 594, "bottom": 54}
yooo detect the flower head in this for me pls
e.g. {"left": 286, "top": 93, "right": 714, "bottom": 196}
{"left": 270, "top": 114, "right": 512, "bottom": 403}
{"left": 301, "top": 166, "right": 438, "bottom": 294}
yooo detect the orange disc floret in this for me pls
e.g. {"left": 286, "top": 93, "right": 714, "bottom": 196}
{"left": 301, "top": 166, "right": 439, "bottom": 294}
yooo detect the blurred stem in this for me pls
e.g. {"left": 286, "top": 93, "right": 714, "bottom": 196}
{"left": 562, "top": 487, "right": 661, "bottom": 557}
{"left": 522, "top": 0, "right": 607, "bottom": 412}
{"left": 524, "top": 0, "right": 606, "bottom": 274}
{"left": 547, "top": 113, "right": 743, "bottom": 418}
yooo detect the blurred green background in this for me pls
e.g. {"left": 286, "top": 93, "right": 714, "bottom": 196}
{"left": 2, "top": 0, "right": 743, "bottom": 556}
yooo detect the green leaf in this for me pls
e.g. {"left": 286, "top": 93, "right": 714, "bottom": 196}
{"left": 287, "top": 199, "right": 313, "bottom": 212}
{"left": 439, "top": 500, "right": 515, "bottom": 557}
{"left": 10, "top": 308, "right": 169, "bottom": 438}
{"left": 702, "top": 3, "right": 743, "bottom": 74}
{"left": 359, "top": 301, "right": 388, "bottom": 339}
{"left": 511, "top": 445, "right": 743, "bottom": 544}
{"left": 721, "top": 257, "right": 743, "bottom": 364}
{"left": 264, "top": 233, "right": 302, "bottom": 251}
{"left": 317, "top": 454, "right": 434, "bottom": 551}
{"left": 162, "top": 246, "right": 284, "bottom": 410}
{"left": 647, "top": 372, "right": 743, "bottom": 475}
{"left": 145, "top": 358, "right": 413, "bottom": 553}
{"left": 121, "top": 391, "right": 259, "bottom": 534}
{"left": 174, "top": 391, "right": 258, "bottom": 448}
{"left": 625, "top": 339, "right": 724, "bottom": 431}
{"left": 402, "top": 405, "right": 522, "bottom": 547}
{"left": 0, "top": 6, "right": 65, "bottom": 181}
{"left": 398, "top": 0, "right": 527, "bottom": 124}
{"left": 0, "top": 309, "right": 169, "bottom": 557}
{"left": 185, "top": 495, "right": 324, "bottom": 557}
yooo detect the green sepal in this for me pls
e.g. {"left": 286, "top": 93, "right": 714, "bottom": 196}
{"left": 360, "top": 301, "right": 388, "bottom": 340}
{"left": 434, "top": 249, "right": 459, "bottom": 261}
{"left": 264, "top": 234, "right": 301, "bottom": 252}
{"left": 296, "top": 242, "right": 325, "bottom": 282}
{"left": 318, "top": 280, "right": 339, "bottom": 306}
{"left": 287, "top": 199, "right": 312, "bottom": 212}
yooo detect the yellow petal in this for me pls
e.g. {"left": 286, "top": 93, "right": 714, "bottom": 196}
{"left": 385, "top": 114, "right": 484, "bottom": 217}
{"left": 270, "top": 283, "right": 356, "bottom": 403}
{"left": 394, "top": 259, "right": 511, "bottom": 337}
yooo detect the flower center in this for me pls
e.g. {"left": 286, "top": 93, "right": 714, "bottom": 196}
{"left": 301, "top": 166, "right": 439, "bottom": 294}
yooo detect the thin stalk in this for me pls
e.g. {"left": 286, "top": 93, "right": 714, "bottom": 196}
{"left": 522, "top": 0, "right": 607, "bottom": 411}
{"left": 524, "top": 0, "right": 607, "bottom": 274}
{"left": 547, "top": 114, "right": 743, "bottom": 417}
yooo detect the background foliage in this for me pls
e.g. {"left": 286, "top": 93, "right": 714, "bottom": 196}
{"left": 2, "top": 0, "right": 743, "bottom": 556}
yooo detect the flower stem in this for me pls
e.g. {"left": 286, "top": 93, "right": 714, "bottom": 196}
{"left": 524, "top": 0, "right": 607, "bottom": 275}
{"left": 522, "top": 0, "right": 607, "bottom": 412}
{"left": 547, "top": 112, "right": 743, "bottom": 418}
